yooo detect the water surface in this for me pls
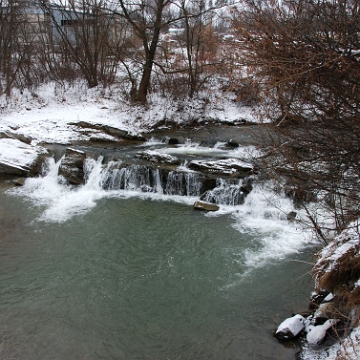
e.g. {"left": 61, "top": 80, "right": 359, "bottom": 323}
{"left": 0, "top": 188, "right": 314, "bottom": 360}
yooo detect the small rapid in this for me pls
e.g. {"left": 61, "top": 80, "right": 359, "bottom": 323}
{"left": 8, "top": 152, "right": 313, "bottom": 271}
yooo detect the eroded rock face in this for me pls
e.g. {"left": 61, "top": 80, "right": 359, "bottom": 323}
{"left": 70, "top": 121, "right": 144, "bottom": 141}
{"left": 58, "top": 148, "right": 86, "bottom": 185}
{"left": 0, "top": 138, "right": 47, "bottom": 178}
{"left": 0, "top": 161, "right": 30, "bottom": 177}
{"left": 188, "top": 158, "right": 254, "bottom": 177}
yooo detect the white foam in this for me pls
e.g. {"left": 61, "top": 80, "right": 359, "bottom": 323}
{"left": 8, "top": 159, "right": 313, "bottom": 272}
{"left": 8, "top": 157, "right": 105, "bottom": 223}
{"left": 8, "top": 157, "right": 199, "bottom": 223}
{"left": 231, "top": 184, "right": 312, "bottom": 268}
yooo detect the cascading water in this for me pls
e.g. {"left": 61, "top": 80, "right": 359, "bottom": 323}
{"left": 200, "top": 178, "right": 252, "bottom": 206}
{"left": 100, "top": 163, "right": 203, "bottom": 196}
{"left": 164, "top": 171, "right": 203, "bottom": 196}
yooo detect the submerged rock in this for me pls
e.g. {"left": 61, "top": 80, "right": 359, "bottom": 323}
{"left": 58, "top": 148, "right": 86, "bottom": 185}
{"left": 11, "top": 178, "right": 26, "bottom": 186}
{"left": 287, "top": 211, "right": 297, "bottom": 221}
{"left": 193, "top": 201, "right": 220, "bottom": 211}
{"left": 275, "top": 314, "right": 305, "bottom": 340}
{"left": 168, "top": 137, "right": 179, "bottom": 145}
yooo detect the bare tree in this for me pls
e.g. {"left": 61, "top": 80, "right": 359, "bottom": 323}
{"left": 0, "top": 0, "right": 23, "bottom": 96}
{"left": 231, "top": 0, "right": 360, "bottom": 236}
{"left": 40, "top": 0, "right": 131, "bottom": 88}
{"left": 115, "top": 0, "right": 176, "bottom": 104}
{"left": 177, "top": 0, "right": 220, "bottom": 98}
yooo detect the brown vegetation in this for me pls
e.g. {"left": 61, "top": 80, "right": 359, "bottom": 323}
{"left": 231, "top": 0, "right": 360, "bottom": 240}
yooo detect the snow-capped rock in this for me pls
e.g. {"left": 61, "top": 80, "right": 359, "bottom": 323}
{"left": 275, "top": 314, "right": 305, "bottom": 340}
{"left": 136, "top": 149, "right": 180, "bottom": 165}
{"left": 306, "top": 319, "right": 340, "bottom": 345}
{"left": 188, "top": 158, "right": 254, "bottom": 177}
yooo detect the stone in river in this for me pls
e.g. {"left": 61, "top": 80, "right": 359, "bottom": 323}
{"left": 275, "top": 314, "right": 305, "bottom": 340}
{"left": 193, "top": 201, "right": 220, "bottom": 211}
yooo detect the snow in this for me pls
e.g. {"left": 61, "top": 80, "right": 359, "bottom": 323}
{"left": 315, "top": 225, "right": 360, "bottom": 276}
{"left": 301, "top": 326, "right": 360, "bottom": 360}
{"left": 0, "top": 82, "right": 257, "bottom": 147}
{"left": 306, "top": 319, "right": 340, "bottom": 345}
{"left": 275, "top": 314, "right": 305, "bottom": 339}
{"left": 0, "top": 138, "right": 47, "bottom": 168}
{"left": 298, "top": 223, "right": 360, "bottom": 359}
{"left": 323, "top": 292, "right": 334, "bottom": 302}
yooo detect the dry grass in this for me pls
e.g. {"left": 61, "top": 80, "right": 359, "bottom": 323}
{"left": 317, "top": 250, "right": 360, "bottom": 298}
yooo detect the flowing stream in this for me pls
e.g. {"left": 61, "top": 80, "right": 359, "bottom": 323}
{"left": 0, "top": 141, "right": 317, "bottom": 360}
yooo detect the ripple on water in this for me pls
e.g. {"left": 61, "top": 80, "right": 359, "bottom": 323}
{"left": 0, "top": 184, "right": 314, "bottom": 360}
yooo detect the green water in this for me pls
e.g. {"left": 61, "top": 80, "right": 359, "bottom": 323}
{"left": 0, "top": 191, "right": 314, "bottom": 360}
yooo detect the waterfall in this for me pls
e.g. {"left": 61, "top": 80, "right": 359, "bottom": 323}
{"left": 200, "top": 179, "right": 250, "bottom": 206}
{"left": 79, "top": 158, "right": 254, "bottom": 203}
{"left": 101, "top": 164, "right": 159, "bottom": 192}
{"left": 21, "top": 154, "right": 255, "bottom": 210}
{"left": 100, "top": 164, "right": 203, "bottom": 197}
{"left": 165, "top": 171, "right": 202, "bottom": 196}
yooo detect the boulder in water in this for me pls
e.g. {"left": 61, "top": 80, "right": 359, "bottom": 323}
{"left": 168, "top": 137, "right": 180, "bottom": 145}
{"left": 58, "top": 148, "right": 86, "bottom": 185}
{"left": 193, "top": 201, "right": 220, "bottom": 211}
{"left": 275, "top": 314, "right": 305, "bottom": 340}
{"left": 287, "top": 211, "right": 297, "bottom": 221}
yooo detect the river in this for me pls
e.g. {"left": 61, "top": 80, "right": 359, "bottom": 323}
{"left": 0, "top": 132, "right": 316, "bottom": 360}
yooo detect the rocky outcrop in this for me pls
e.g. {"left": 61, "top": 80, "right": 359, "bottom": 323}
{"left": 0, "top": 160, "right": 30, "bottom": 177}
{"left": 188, "top": 158, "right": 254, "bottom": 177}
{"left": 69, "top": 121, "right": 144, "bottom": 141}
{"left": 0, "top": 138, "right": 47, "bottom": 178}
{"left": 58, "top": 148, "right": 86, "bottom": 185}
{"left": 136, "top": 150, "right": 180, "bottom": 165}
{"left": 0, "top": 130, "right": 32, "bottom": 144}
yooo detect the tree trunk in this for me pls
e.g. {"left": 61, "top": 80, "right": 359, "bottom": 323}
{"left": 132, "top": 3, "right": 164, "bottom": 104}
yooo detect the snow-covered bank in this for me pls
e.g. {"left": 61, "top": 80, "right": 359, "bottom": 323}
{"left": 299, "top": 225, "right": 360, "bottom": 359}
{"left": 0, "top": 82, "right": 257, "bottom": 147}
